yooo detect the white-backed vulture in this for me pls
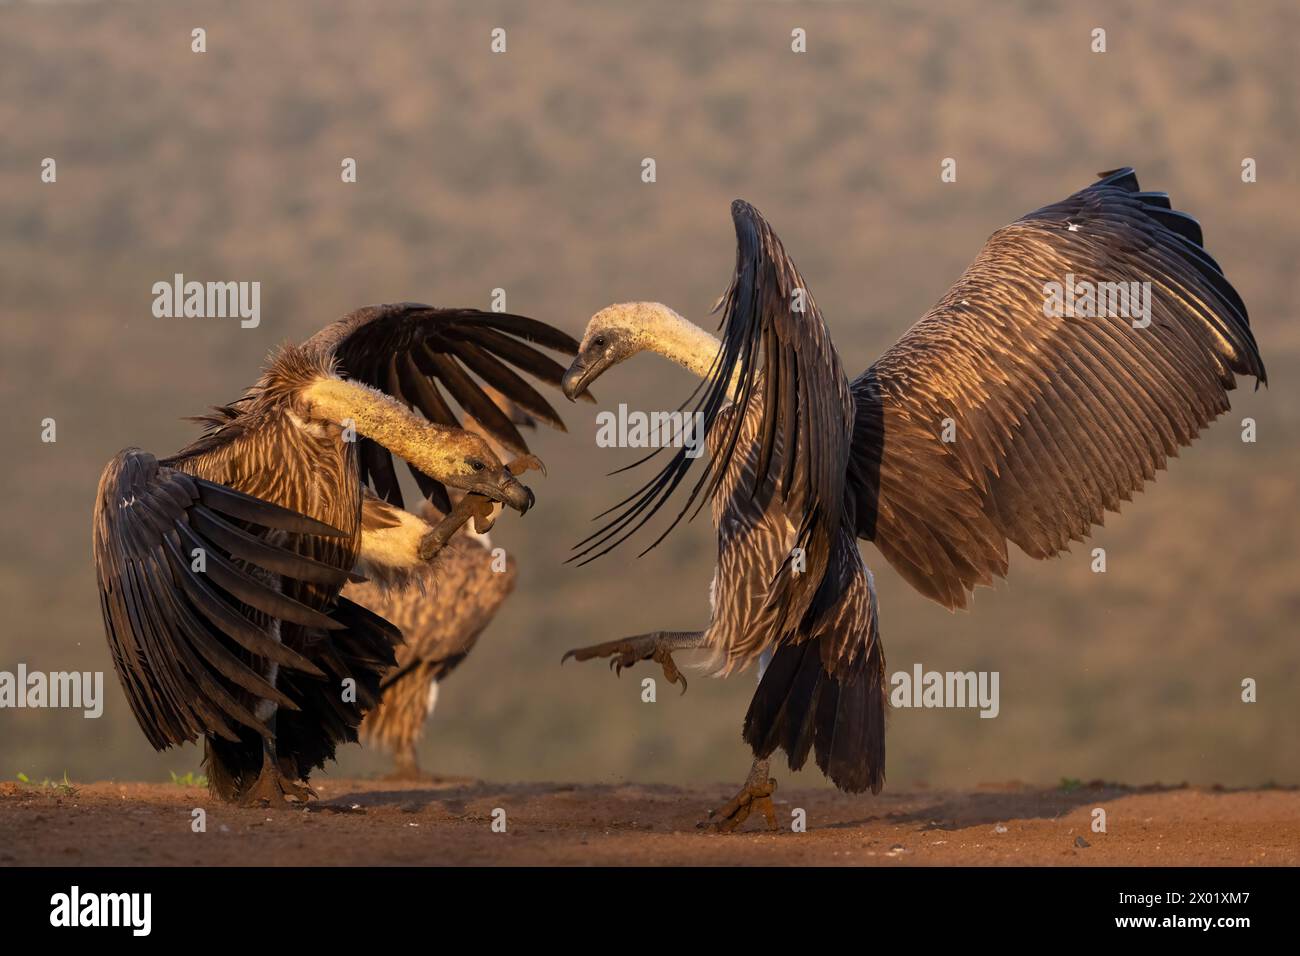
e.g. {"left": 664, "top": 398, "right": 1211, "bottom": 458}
{"left": 93, "top": 304, "right": 587, "bottom": 804}
{"left": 558, "top": 169, "right": 1266, "bottom": 830}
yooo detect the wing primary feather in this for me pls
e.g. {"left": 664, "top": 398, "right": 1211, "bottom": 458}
{"left": 195, "top": 480, "right": 347, "bottom": 537}
{"left": 188, "top": 506, "right": 350, "bottom": 586}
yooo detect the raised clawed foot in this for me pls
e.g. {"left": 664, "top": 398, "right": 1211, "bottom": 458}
{"left": 239, "top": 750, "right": 315, "bottom": 807}
{"left": 561, "top": 633, "right": 689, "bottom": 694}
{"left": 419, "top": 494, "right": 498, "bottom": 559}
{"left": 505, "top": 453, "right": 545, "bottom": 478}
{"left": 699, "top": 760, "right": 778, "bottom": 833}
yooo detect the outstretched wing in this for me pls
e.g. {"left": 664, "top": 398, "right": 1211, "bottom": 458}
{"left": 93, "top": 449, "right": 351, "bottom": 749}
{"left": 305, "top": 304, "right": 587, "bottom": 511}
{"left": 574, "top": 201, "right": 855, "bottom": 633}
{"left": 852, "top": 168, "right": 1266, "bottom": 609}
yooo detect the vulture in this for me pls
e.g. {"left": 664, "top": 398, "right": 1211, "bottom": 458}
{"left": 558, "top": 169, "right": 1266, "bottom": 831}
{"left": 345, "top": 498, "right": 517, "bottom": 778}
{"left": 93, "top": 303, "right": 587, "bottom": 805}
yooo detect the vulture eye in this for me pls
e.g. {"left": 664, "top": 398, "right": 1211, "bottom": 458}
{"left": 468, "top": 458, "right": 486, "bottom": 472}
{"left": 592, "top": 335, "right": 606, "bottom": 349}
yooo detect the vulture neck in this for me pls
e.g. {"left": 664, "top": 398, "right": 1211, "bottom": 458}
{"left": 640, "top": 305, "right": 735, "bottom": 396}
{"left": 302, "top": 376, "right": 467, "bottom": 478}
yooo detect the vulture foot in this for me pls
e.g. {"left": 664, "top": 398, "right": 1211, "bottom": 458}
{"left": 419, "top": 494, "right": 497, "bottom": 558}
{"left": 505, "top": 453, "right": 546, "bottom": 478}
{"left": 699, "top": 760, "right": 778, "bottom": 833}
{"left": 561, "top": 631, "right": 694, "bottom": 694}
{"left": 239, "top": 752, "right": 316, "bottom": 808}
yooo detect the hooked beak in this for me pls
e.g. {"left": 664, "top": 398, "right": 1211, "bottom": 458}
{"left": 458, "top": 459, "right": 539, "bottom": 515}
{"left": 496, "top": 474, "right": 535, "bottom": 515}
{"left": 562, "top": 355, "right": 605, "bottom": 402}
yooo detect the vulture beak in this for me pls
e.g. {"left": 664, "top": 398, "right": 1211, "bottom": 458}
{"left": 459, "top": 457, "right": 538, "bottom": 516}
{"left": 496, "top": 474, "right": 535, "bottom": 515}
{"left": 562, "top": 356, "right": 604, "bottom": 402}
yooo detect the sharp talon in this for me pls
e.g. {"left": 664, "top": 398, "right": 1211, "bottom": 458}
{"left": 562, "top": 635, "right": 692, "bottom": 696}
{"left": 506, "top": 453, "right": 546, "bottom": 477}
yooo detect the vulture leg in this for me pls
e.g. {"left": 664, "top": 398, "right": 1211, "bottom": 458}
{"left": 561, "top": 630, "right": 705, "bottom": 694}
{"left": 700, "top": 758, "right": 778, "bottom": 833}
{"left": 376, "top": 674, "right": 438, "bottom": 781}
{"left": 229, "top": 567, "right": 315, "bottom": 807}
{"left": 419, "top": 494, "right": 498, "bottom": 558}
{"left": 390, "top": 742, "right": 422, "bottom": 780}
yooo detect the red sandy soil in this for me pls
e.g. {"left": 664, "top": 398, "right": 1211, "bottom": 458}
{"left": 0, "top": 778, "right": 1295, "bottom": 866}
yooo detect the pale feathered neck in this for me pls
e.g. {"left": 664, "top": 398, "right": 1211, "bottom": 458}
{"left": 631, "top": 304, "right": 724, "bottom": 382}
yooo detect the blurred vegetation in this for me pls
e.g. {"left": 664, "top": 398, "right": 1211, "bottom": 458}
{"left": 1, "top": 0, "right": 1296, "bottom": 791}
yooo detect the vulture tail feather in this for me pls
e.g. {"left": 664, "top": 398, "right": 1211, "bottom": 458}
{"left": 743, "top": 539, "right": 887, "bottom": 794}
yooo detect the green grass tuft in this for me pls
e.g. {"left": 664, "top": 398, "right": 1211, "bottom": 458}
{"left": 15, "top": 771, "right": 78, "bottom": 795}
{"left": 169, "top": 770, "right": 208, "bottom": 788}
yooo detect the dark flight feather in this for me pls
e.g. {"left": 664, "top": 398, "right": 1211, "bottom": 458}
{"left": 303, "top": 304, "right": 583, "bottom": 506}
{"left": 850, "top": 168, "right": 1265, "bottom": 609}
{"left": 93, "top": 449, "right": 352, "bottom": 750}
{"left": 570, "top": 202, "right": 855, "bottom": 643}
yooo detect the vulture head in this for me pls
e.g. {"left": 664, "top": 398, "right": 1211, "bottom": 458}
{"left": 438, "top": 430, "right": 535, "bottom": 514}
{"left": 562, "top": 301, "right": 677, "bottom": 399}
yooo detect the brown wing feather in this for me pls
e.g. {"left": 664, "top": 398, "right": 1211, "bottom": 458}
{"left": 93, "top": 449, "right": 350, "bottom": 749}
{"left": 304, "top": 304, "right": 582, "bottom": 507}
{"left": 852, "top": 168, "right": 1266, "bottom": 609}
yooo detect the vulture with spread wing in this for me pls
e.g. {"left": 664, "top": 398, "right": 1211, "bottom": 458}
{"left": 558, "top": 169, "right": 1266, "bottom": 830}
{"left": 94, "top": 304, "right": 586, "bottom": 804}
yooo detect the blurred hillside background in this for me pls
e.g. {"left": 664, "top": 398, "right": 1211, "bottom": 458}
{"left": 1, "top": 0, "right": 1296, "bottom": 792}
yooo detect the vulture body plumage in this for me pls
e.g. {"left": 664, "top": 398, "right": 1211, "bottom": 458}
{"left": 559, "top": 169, "right": 1266, "bottom": 830}
{"left": 94, "top": 304, "right": 584, "bottom": 804}
{"left": 344, "top": 499, "right": 517, "bottom": 778}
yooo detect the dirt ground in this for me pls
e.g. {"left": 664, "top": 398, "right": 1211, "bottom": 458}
{"left": 0, "top": 778, "right": 1295, "bottom": 866}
